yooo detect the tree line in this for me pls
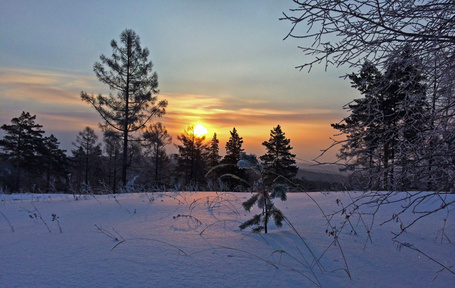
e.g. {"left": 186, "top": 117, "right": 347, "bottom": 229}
{"left": 0, "top": 113, "right": 300, "bottom": 193}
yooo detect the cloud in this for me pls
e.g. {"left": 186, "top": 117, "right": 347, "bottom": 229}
{"left": 0, "top": 67, "right": 346, "bottom": 161}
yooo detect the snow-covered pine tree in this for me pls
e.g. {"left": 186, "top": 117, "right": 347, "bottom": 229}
{"left": 332, "top": 46, "right": 430, "bottom": 190}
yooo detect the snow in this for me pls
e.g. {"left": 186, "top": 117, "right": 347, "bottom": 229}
{"left": 1, "top": 191, "right": 454, "bottom": 287}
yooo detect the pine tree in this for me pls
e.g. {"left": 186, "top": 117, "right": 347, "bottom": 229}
{"left": 223, "top": 127, "right": 243, "bottom": 164}
{"left": 205, "top": 133, "right": 222, "bottom": 187}
{"left": 0, "top": 112, "right": 45, "bottom": 192}
{"left": 103, "top": 129, "right": 122, "bottom": 192}
{"left": 142, "top": 122, "right": 172, "bottom": 185}
{"left": 207, "top": 133, "right": 221, "bottom": 169}
{"left": 81, "top": 29, "right": 167, "bottom": 187}
{"left": 174, "top": 126, "right": 208, "bottom": 187}
{"left": 71, "top": 127, "right": 102, "bottom": 189}
{"left": 260, "top": 125, "right": 298, "bottom": 186}
{"left": 41, "top": 134, "right": 68, "bottom": 193}
{"left": 332, "top": 47, "right": 429, "bottom": 190}
{"left": 221, "top": 127, "right": 246, "bottom": 190}
{"left": 238, "top": 153, "right": 287, "bottom": 234}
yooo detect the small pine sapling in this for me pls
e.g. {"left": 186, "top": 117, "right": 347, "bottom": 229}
{"left": 237, "top": 153, "right": 287, "bottom": 233}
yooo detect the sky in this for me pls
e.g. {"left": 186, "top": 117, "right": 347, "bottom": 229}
{"left": 0, "top": 0, "right": 358, "bottom": 163}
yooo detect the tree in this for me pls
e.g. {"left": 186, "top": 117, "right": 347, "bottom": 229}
{"left": 221, "top": 127, "right": 246, "bottom": 190}
{"left": 205, "top": 133, "right": 222, "bottom": 188}
{"left": 282, "top": 1, "right": 455, "bottom": 191}
{"left": 41, "top": 134, "right": 68, "bottom": 193}
{"left": 72, "top": 127, "right": 102, "bottom": 189}
{"left": 281, "top": 0, "right": 454, "bottom": 71}
{"left": 0, "top": 112, "right": 45, "bottom": 192}
{"left": 332, "top": 48, "right": 429, "bottom": 190}
{"left": 238, "top": 153, "right": 287, "bottom": 234}
{"left": 142, "top": 122, "right": 172, "bottom": 185}
{"left": 207, "top": 133, "right": 221, "bottom": 169}
{"left": 174, "top": 125, "right": 208, "bottom": 188}
{"left": 103, "top": 129, "right": 122, "bottom": 193}
{"left": 223, "top": 127, "right": 244, "bottom": 165}
{"left": 81, "top": 29, "right": 167, "bottom": 187}
{"left": 260, "top": 125, "right": 298, "bottom": 186}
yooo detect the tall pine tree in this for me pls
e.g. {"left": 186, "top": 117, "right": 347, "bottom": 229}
{"left": 260, "top": 125, "right": 298, "bottom": 186}
{"left": 81, "top": 29, "right": 167, "bottom": 187}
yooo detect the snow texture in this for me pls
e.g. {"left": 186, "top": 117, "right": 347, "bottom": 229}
{"left": 1, "top": 191, "right": 454, "bottom": 287}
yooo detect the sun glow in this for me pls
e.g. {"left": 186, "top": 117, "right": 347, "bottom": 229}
{"left": 194, "top": 123, "right": 208, "bottom": 137}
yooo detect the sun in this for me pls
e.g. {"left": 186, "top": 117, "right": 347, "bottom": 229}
{"left": 194, "top": 123, "right": 208, "bottom": 137}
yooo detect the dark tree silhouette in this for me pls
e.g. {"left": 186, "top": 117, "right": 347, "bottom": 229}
{"left": 221, "top": 127, "right": 246, "bottom": 190}
{"left": 72, "top": 127, "right": 102, "bottom": 188}
{"left": 41, "top": 134, "right": 68, "bottom": 193}
{"left": 0, "top": 112, "right": 45, "bottom": 192}
{"left": 260, "top": 125, "right": 298, "bottom": 186}
{"left": 174, "top": 125, "right": 208, "bottom": 188}
{"left": 142, "top": 122, "right": 172, "bottom": 185}
{"left": 81, "top": 29, "right": 167, "bottom": 187}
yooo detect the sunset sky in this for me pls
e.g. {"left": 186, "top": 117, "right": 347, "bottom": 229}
{"left": 0, "top": 1, "right": 358, "bottom": 163}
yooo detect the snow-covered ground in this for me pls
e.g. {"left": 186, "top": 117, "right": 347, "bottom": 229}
{"left": 1, "top": 191, "right": 454, "bottom": 287}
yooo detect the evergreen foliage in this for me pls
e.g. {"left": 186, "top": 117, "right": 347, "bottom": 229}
{"left": 332, "top": 47, "right": 430, "bottom": 190}
{"left": 238, "top": 153, "right": 287, "bottom": 233}
{"left": 221, "top": 127, "right": 246, "bottom": 190}
{"left": 0, "top": 112, "right": 68, "bottom": 192}
{"left": 174, "top": 126, "right": 208, "bottom": 188}
{"left": 81, "top": 29, "right": 167, "bottom": 187}
{"left": 207, "top": 133, "right": 221, "bottom": 169}
{"left": 142, "top": 122, "right": 172, "bottom": 186}
{"left": 102, "top": 129, "right": 122, "bottom": 193}
{"left": 41, "top": 134, "right": 69, "bottom": 192}
{"left": 71, "top": 127, "right": 102, "bottom": 189}
{"left": 260, "top": 125, "right": 298, "bottom": 187}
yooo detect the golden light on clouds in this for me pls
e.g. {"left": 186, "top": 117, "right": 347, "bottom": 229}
{"left": 0, "top": 67, "right": 347, "bottom": 162}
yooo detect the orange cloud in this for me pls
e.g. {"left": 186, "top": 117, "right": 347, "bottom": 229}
{"left": 0, "top": 67, "right": 346, "bottom": 162}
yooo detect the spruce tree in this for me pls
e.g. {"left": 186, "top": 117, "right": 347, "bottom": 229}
{"left": 205, "top": 133, "right": 222, "bottom": 185}
{"left": 260, "top": 125, "right": 298, "bottom": 186}
{"left": 81, "top": 29, "right": 167, "bottom": 187}
{"left": 223, "top": 127, "right": 243, "bottom": 164}
{"left": 221, "top": 127, "right": 246, "bottom": 190}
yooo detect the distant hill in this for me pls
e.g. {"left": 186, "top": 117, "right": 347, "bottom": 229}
{"left": 296, "top": 163, "right": 348, "bottom": 184}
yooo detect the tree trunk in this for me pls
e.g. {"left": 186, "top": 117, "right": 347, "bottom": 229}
{"left": 122, "top": 36, "right": 132, "bottom": 188}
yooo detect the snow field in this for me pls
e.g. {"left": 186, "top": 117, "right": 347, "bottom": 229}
{"left": 1, "top": 192, "right": 454, "bottom": 287}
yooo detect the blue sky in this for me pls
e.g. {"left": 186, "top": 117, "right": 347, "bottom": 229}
{"left": 0, "top": 0, "right": 357, "bottom": 162}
